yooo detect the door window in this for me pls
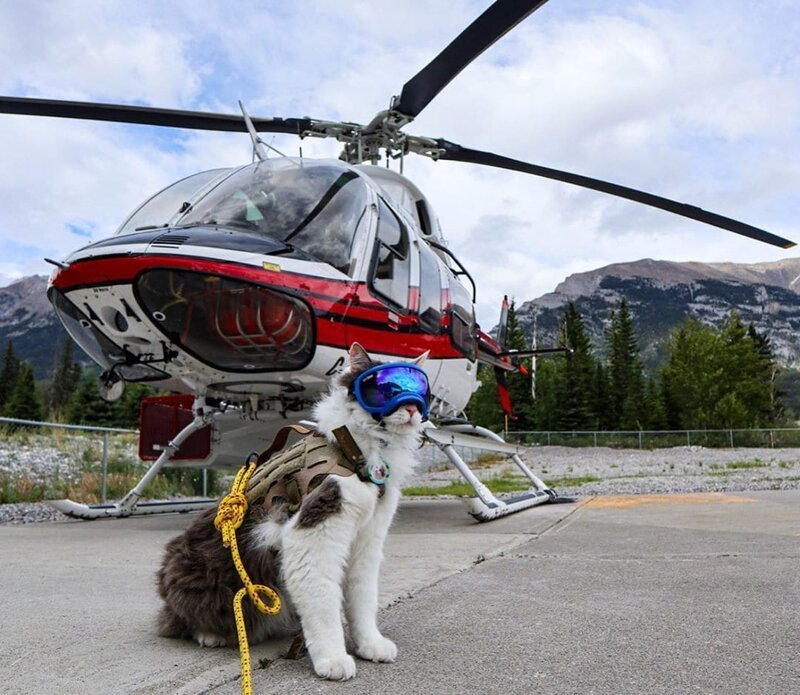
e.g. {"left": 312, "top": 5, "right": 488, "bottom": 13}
{"left": 369, "top": 200, "right": 410, "bottom": 308}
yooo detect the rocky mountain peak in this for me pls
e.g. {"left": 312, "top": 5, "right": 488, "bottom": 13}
{"left": 0, "top": 274, "right": 51, "bottom": 328}
{"left": 517, "top": 257, "right": 800, "bottom": 370}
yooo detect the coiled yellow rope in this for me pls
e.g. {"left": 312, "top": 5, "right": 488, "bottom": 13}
{"left": 215, "top": 460, "right": 282, "bottom": 695}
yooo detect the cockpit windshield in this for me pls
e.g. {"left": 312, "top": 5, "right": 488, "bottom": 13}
{"left": 177, "top": 160, "right": 370, "bottom": 275}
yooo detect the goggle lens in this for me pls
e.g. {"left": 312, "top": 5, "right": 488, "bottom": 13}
{"left": 353, "top": 363, "right": 431, "bottom": 419}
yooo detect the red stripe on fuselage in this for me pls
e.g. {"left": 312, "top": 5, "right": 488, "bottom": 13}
{"left": 52, "top": 254, "right": 465, "bottom": 360}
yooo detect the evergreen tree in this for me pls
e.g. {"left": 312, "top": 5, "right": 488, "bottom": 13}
{"left": 606, "top": 299, "right": 645, "bottom": 429}
{"left": 47, "top": 340, "right": 82, "bottom": 417}
{"left": 5, "top": 362, "right": 43, "bottom": 421}
{"left": 503, "top": 301, "right": 534, "bottom": 429}
{"left": 642, "top": 376, "right": 667, "bottom": 430}
{"left": 661, "top": 318, "right": 720, "bottom": 430}
{"left": 65, "top": 372, "right": 117, "bottom": 425}
{"left": 747, "top": 324, "right": 782, "bottom": 424}
{"left": 531, "top": 358, "right": 561, "bottom": 431}
{"left": 112, "top": 382, "right": 151, "bottom": 429}
{"left": 465, "top": 365, "right": 505, "bottom": 432}
{"left": 591, "top": 363, "right": 612, "bottom": 430}
{"left": 661, "top": 313, "right": 781, "bottom": 430}
{"left": 555, "top": 303, "right": 597, "bottom": 430}
{"left": 464, "top": 300, "right": 534, "bottom": 431}
{"left": 0, "top": 340, "right": 21, "bottom": 411}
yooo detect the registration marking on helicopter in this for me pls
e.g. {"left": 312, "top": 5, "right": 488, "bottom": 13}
{"left": 262, "top": 261, "right": 281, "bottom": 272}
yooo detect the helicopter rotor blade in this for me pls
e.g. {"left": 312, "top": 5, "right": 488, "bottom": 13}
{"left": 392, "top": 0, "right": 550, "bottom": 119}
{"left": 0, "top": 96, "right": 313, "bottom": 135}
{"left": 437, "top": 140, "right": 796, "bottom": 249}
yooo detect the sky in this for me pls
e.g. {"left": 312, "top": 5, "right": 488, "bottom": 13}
{"left": 0, "top": 0, "right": 799, "bottom": 328}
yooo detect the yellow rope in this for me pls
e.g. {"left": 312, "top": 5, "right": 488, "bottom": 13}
{"left": 215, "top": 461, "right": 282, "bottom": 695}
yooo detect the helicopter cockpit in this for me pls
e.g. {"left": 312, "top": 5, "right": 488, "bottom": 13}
{"left": 117, "top": 160, "right": 371, "bottom": 276}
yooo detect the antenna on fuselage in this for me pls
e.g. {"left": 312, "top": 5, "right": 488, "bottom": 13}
{"left": 239, "top": 101, "right": 287, "bottom": 161}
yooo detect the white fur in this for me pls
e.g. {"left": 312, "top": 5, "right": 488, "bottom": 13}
{"left": 249, "top": 364, "right": 423, "bottom": 680}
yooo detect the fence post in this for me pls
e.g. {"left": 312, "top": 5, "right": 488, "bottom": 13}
{"left": 593, "top": 431, "right": 597, "bottom": 448}
{"left": 729, "top": 429, "right": 734, "bottom": 448}
{"left": 686, "top": 430, "right": 690, "bottom": 447}
{"left": 101, "top": 432, "right": 109, "bottom": 503}
{"left": 639, "top": 431, "right": 643, "bottom": 449}
{"left": 202, "top": 468, "right": 208, "bottom": 497}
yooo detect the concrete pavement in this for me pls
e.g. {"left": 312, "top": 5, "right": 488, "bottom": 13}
{"left": 1, "top": 491, "right": 798, "bottom": 694}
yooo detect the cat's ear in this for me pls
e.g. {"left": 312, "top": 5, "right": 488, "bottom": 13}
{"left": 413, "top": 350, "right": 430, "bottom": 365}
{"left": 348, "top": 342, "right": 373, "bottom": 372}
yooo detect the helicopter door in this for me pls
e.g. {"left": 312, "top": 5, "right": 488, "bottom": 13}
{"left": 368, "top": 199, "right": 411, "bottom": 313}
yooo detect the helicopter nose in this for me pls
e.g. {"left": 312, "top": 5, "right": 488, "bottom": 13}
{"left": 135, "top": 269, "right": 315, "bottom": 372}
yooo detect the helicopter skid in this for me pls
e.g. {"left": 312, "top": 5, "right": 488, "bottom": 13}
{"left": 463, "top": 489, "right": 553, "bottom": 522}
{"left": 424, "top": 423, "right": 557, "bottom": 522}
{"left": 47, "top": 497, "right": 217, "bottom": 520}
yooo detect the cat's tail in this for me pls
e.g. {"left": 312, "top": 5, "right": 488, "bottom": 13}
{"left": 156, "top": 605, "right": 192, "bottom": 640}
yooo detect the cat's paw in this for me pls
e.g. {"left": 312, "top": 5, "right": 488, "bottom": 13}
{"left": 356, "top": 636, "right": 397, "bottom": 663}
{"left": 313, "top": 653, "right": 357, "bottom": 680}
{"left": 194, "top": 631, "right": 227, "bottom": 648}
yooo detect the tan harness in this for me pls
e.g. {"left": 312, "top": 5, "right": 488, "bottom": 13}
{"left": 244, "top": 424, "right": 384, "bottom": 515}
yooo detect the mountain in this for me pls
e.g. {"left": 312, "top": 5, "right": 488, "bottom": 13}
{"left": 5, "top": 257, "right": 800, "bottom": 381}
{"left": 515, "top": 258, "right": 800, "bottom": 370}
{"left": 0, "top": 274, "right": 82, "bottom": 379}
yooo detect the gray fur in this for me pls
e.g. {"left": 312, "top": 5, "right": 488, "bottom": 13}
{"left": 296, "top": 478, "right": 343, "bottom": 528}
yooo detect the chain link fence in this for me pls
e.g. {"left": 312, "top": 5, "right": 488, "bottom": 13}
{"left": 0, "top": 417, "right": 214, "bottom": 504}
{"left": 503, "top": 428, "right": 800, "bottom": 449}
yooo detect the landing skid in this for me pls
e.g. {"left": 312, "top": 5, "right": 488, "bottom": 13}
{"left": 48, "top": 497, "right": 217, "bottom": 520}
{"left": 424, "top": 423, "right": 557, "bottom": 521}
{"left": 46, "top": 407, "right": 217, "bottom": 520}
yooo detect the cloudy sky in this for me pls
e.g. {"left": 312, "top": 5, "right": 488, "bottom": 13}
{"left": 1, "top": 0, "right": 799, "bottom": 327}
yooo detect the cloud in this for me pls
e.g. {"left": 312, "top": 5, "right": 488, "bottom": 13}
{"left": 0, "top": 0, "right": 798, "bottom": 329}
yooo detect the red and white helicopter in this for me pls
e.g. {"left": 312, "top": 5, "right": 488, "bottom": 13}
{"left": 1, "top": 0, "right": 793, "bottom": 520}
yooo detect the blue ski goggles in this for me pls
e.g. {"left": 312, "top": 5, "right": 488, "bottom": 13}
{"left": 350, "top": 363, "right": 431, "bottom": 421}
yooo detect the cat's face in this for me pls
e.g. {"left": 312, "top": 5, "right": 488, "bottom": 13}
{"left": 339, "top": 343, "right": 429, "bottom": 432}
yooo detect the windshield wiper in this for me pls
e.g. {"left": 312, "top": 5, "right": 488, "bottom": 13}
{"left": 283, "top": 170, "right": 359, "bottom": 244}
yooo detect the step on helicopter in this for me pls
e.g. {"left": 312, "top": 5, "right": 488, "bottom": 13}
{"left": 1, "top": 0, "right": 794, "bottom": 521}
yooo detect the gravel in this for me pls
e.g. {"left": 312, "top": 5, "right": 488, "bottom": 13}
{"left": 2, "top": 445, "right": 799, "bottom": 525}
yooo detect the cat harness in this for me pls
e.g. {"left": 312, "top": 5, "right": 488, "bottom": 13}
{"left": 244, "top": 424, "right": 388, "bottom": 514}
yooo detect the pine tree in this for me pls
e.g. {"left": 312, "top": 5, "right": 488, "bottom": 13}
{"left": 661, "top": 318, "right": 720, "bottom": 430}
{"left": 5, "top": 363, "right": 43, "bottom": 421}
{"left": 503, "top": 301, "right": 534, "bottom": 429}
{"left": 555, "top": 303, "right": 597, "bottom": 430}
{"left": 112, "top": 382, "right": 151, "bottom": 429}
{"left": 48, "top": 340, "right": 82, "bottom": 417}
{"left": 747, "top": 324, "right": 782, "bottom": 424}
{"left": 591, "top": 363, "right": 612, "bottom": 430}
{"left": 660, "top": 313, "right": 781, "bottom": 430}
{"left": 465, "top": 365, "right": 505, "bottom": 431}
{"left": 606, "top": 299, "right": 645, "bottom": 429}
{"left": 531, "top": 358, "right": 561, "bottom": 431}
{"left": 65, "top": 372, "right": 116, "bottom": 425}
{"left": 0, "top": 340, "right": 21, "bottom": 411}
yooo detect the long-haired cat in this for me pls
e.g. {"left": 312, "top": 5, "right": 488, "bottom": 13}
{"left": 156, "top": 343, "right": 428, "bottom": 680}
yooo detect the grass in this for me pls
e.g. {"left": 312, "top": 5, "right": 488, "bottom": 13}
{"left": 0, "top": 429, "right": 223, "bottom": 504}
{"left": 725, "top": 460, "right": 768, "bottom": 470}
{"left": 402, "top": 473, "right": 602, "bottom": 497}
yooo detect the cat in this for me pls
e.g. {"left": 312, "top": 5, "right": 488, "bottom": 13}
{"left": 155, "top": 343, "right": 428, "bottom": 681}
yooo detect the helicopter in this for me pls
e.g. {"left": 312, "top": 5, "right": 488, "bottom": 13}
{"left": 0, "top": 0, "right": 794, "bottom": 521}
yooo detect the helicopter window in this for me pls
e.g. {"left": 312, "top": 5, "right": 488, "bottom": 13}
{"left": 116, "top": 168, "right": 233, "bottom": 236}
{"left": 369, "top": 200, "right": 410, "bottom": 309}
{"left": 417, "top": 243, "right": 441, "bottom": 333}
{"left": 177, "top": 161, "right": 369, "bottom": 276}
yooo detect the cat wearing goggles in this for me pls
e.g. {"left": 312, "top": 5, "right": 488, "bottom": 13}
{"left": 156, "top": 343, "right": 429, "bottom": 681}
